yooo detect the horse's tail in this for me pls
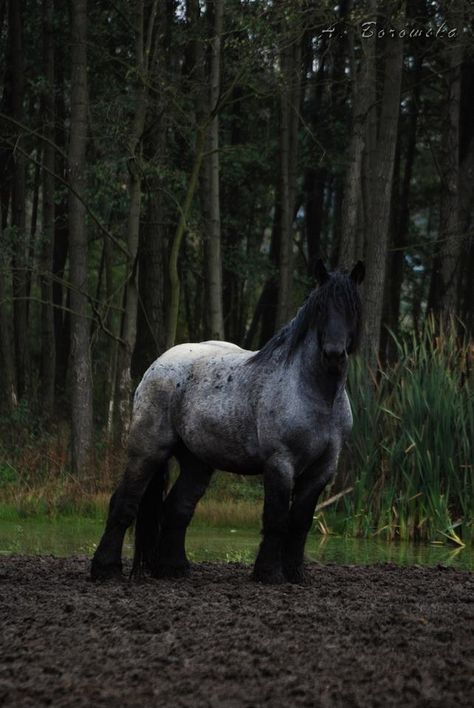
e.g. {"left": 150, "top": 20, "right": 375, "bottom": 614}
{"left": 131, "top": 462, "right": 169, "bottom": 579}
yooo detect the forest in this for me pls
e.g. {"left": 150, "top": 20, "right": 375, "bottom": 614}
{"left": 0, "top": 0, "right": 473, "bottom": 544}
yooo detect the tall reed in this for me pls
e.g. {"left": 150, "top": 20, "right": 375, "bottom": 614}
{"left": 341, "top": 317, "right": 474, "bottom": 544}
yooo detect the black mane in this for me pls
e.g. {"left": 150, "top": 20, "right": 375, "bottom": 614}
{"left": 247, "top": 272, "right": 362, "bottom": 366}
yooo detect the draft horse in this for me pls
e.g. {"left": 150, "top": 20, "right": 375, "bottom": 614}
{"left": 91, "top": 260, "right": 364, "bottom": 584}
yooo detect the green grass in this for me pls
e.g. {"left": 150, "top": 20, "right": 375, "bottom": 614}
{"left": 0, "top": 317, "right": 472, "bottom": 545}
{"left": 0, "top": 477, "right": 264, "bottom": 528}
{"left": 2, "top": 515, "right": 474, "bottom": 570}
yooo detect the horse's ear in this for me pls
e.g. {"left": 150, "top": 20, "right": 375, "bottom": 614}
{"left": 314, "top": 259, "right": 330, "bottom": 285}
{"left": 350, "top": 261, "right": 365, "bottom": 284}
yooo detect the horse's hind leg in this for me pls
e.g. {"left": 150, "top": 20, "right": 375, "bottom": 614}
{"left": 156, "top": 447, "right": 213, "bottom": 578}
{"left": 91, "top": 453, "right": 167, "bottom": 581}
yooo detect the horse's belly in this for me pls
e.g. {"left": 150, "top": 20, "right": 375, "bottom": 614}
{"left": 176, "top": 414, "right": 262, "bottom": 475}
{"left": 196, "top": 448, "right": 262, "bottom": 475}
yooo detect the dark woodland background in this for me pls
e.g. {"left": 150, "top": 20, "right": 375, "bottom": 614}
{"left": 0, "top": 0, "right": 473, "bottom": 481}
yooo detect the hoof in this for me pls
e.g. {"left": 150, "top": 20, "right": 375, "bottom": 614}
{"left": 90, "top": 560, "right": 123, "bottom": 582}
{"left": 252, "top": 566, "right": 286, "bottom": 585}
{"left": 283, "top": 565, "right": 307, "bottom": 584}
{"left": 154, "top": 563, "right": 191, "bottom": 579}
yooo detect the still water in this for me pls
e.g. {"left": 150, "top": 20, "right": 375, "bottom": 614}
{"left": 1, "top": 517, "right": 473, "bottom": 570}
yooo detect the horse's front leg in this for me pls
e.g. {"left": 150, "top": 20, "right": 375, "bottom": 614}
{"left": 253, "top": 456, "right": 293, "bottom": 584}
{"left": 283, "top": 454, "right": 337, "bottom": 584}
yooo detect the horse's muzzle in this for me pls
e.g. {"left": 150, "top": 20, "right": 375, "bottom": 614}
{"left": 322, "top": 347, "right": 348, "bottom": 374}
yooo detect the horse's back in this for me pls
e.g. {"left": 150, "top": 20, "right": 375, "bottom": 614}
{"left": 139, "top": 341, "right": 248, "bottom": 390}
{"left": 158, "top": 340, "right": 246, "bottom": 364}
{"left": 132, "top": 341, "right": 249, "bottom": 425}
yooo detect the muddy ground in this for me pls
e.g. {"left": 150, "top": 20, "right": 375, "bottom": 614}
{"left": 0, "top": 557, "right": 473, "bottom": 707}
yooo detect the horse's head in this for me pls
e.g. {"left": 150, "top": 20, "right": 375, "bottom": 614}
{"left": 314, "top": 260, "right": 365, "bottom": 375}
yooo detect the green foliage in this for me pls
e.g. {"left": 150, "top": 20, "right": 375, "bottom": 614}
{"left": 342, "top": 318, "right": 474, "bottom": 544}
{"left": 0, "top": 464, "right": 19, "bottom": 488}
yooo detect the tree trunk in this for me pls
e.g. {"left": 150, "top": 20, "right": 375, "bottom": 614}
{"left": 384, "top": 47, "right": 422, "bottom": 360}
{"left": 276, "top": 39, "right": 292, "bottom": 329}
{"left": 331, "top": 176, "right": 344, "bottom": 268}
{"left": 438, "top": 3, "right": 463, "bottom": 319}
{"left": 68, "top": 0, "right": 93, "bottom": 476}
{"left": 53, "top": 197, "right": 70, "bottom": 393}
{"left": 276, "top": 25, "right": 302, "bottom": 328}
{"left": 246, "top": 15, "right": 304, "bottom": 344}
{"left": 222, "top": 84, "right": 244, "bottom": 343}
{"left": 461, "top": 237, "right": 474, "bottom": 335}
{"left": 379, "top": 147, "right": 400, "bottom": 363}
{"left": 105, "top": 231, "right": 119, "bottom": 443}
{"left": 258, "top": 212, "right": 280, "bottom": 346}
{"left": 40, "top": 0, "right": 56, "bottom": 418}
{"left": 115, "top": 0, "right": 158, "bottom": 444}
{"left": 338, "top": 21, "right": 373, "bottom": 269}
{"left": 195, "top": 0, "right": 211, "bottom": 337}
{"left": 0, "top": 206, "right": 17, "bottom": 411}
{"left": 204, "top": 0, "right": 224, "bottom": 339}
{"left": 458, "top": 57, "right": 474, "bottom": 334}
{"left": 361, "top": 26, "right": 404, "bottom": 373}
{"left": 26, "top": 155, "right": 41, "bottom": 313}
{"left": 8, "top": 0, "right": 28, "bottom": 398}
{"left": 132, "top": 190, "right": 167, "bottom": 377}
{"left": 166, "top": 0, "right": 225, "bottom": 348}
{"left": 305, "top": 169, "right": 325, "bottom": 275}
{"left": 132, "top": 2, "right": 170, "bottom": 377}
{"left": 53, "top": 36, "right": 70, "bottom": 395}
{"left": 166, "top": 128, "right": 206, "bottom": 349}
